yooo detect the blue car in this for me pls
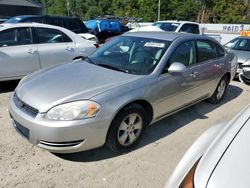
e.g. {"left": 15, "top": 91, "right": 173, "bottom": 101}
{"left": 86, "top": 19, "right": 130, "bottom": 43}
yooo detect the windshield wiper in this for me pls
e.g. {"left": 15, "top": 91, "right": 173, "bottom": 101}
{"left": 96, "top": 63, "right": 129, "bottom": 73}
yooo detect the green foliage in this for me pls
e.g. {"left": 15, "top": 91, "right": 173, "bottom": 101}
{"left": 31, "top": 0, "right": 250, "bottom": 23}
{"left": 213, "top": 0, "right": 246, "bottom": 23}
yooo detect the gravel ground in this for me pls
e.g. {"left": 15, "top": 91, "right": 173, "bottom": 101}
{"left": 0, "top": 80, "right": 249, "bottom": 188}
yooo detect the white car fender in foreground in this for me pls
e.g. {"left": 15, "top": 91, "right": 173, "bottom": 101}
{"left": 165, "top": 122, "right": 226, "bottom": 188}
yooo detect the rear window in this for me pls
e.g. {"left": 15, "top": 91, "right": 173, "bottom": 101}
{"left": 152, "top": 22, "right": 180, "bottom": 32}
{"left": 196, "top": 41, "right": 217, "bottom": 62}
{"left": 6, "top": 17, "right": 24, "bottom": 23}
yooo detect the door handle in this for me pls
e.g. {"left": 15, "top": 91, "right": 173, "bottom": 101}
{"left": 189, "top": 72, "right": 199, "bottom": 78}
{"left": 66, "top": 46, "right": 73, "bottom": 51}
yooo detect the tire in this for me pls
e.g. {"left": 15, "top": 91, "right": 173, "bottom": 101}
{"left": 106, "top": 103, "right": 148, "bottom": 152}
{"left": 207, "top": 76, "right": 229, "bottom": 104}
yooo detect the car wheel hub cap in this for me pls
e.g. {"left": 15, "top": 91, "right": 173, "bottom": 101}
{"left": 117, "top": 113, "right": 143, "bottom": 146}
{"left": 217, "top": 80, "right": 226, "bottom": 100}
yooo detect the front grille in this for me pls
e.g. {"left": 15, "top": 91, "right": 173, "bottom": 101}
{"left": 39, "top": 140, "right": 84, "bottom": 147}
{"left": 13, "top": 120, "right": 29, "bottom": 140}
{"left": 13, "top": 93, "right": 39, "bottom": 117}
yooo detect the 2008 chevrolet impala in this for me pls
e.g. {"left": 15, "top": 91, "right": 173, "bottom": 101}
{"left": 9, "top": 32, "right": 237, "bottom": 153}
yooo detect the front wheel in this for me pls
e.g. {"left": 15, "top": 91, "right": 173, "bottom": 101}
{"left": 207, "top": 76, "right": 229, "bottom": 104}
{"left": 106, "top": 104, "right": 147, "bottom": 152}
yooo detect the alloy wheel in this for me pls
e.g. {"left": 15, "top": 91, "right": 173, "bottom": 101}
{"left": 117, "top": 113, "right": 143, "bottom": 146}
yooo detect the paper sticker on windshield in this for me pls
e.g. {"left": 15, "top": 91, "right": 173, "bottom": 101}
{"left": 144, "top": 42, "right": 165, "bottom": 48}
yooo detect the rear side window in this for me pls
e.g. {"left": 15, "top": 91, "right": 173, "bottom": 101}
{"left": 179, "top": 24, "right": 191, "bottom": 33}
{"left": 36, "top": 28, "right": 63, "bottom": 43}
{"left": 190, "top": 24, "right": 200, "bottom": 34}
{"left": 62, "top": 32, "right": 73, "bottom": 42}
{"left": 216, "top": 44, "right": 225, "bottom": 57}
{"left": 0, "top": 28, "right": 17, "bottom": 47}
{"left": 196, "top": 41, "right": 217, "bottom": 62}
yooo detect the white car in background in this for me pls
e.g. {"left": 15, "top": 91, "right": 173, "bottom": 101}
{"left": 166, "top": 104, "right": 250, "bottom": 188}
{"left": 130, "top": 20, "right": 201, "bottom": 34}
{"left": 0, "top": 23, "right": 97, "bottom": 81}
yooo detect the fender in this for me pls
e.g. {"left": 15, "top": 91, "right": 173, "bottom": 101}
{"left": 165, "top": 123, "right": 225, "bottom": 188}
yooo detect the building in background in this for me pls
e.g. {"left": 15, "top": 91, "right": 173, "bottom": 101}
{"left": 0, "top": 0, "right": 42, "bottom": 18}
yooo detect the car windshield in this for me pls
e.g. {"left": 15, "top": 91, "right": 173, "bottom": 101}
{"left": 225, "top": 38, "right": 250, "bottom": 51}
{"left": 152, "top": 22, "right": 180, "bottom": 32}
{"left": 87, "top": 36, "right": 171, "bottom": 75}
{"left": 6, "top": 17, "right": 23, "bottom": 23}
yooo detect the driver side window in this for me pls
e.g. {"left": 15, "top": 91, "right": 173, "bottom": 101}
{"left": 168, "top": 41, "right": 196, "bottom": 67}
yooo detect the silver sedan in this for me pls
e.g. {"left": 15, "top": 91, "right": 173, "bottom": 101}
{"left": 9, "top": 32, "right": 237, "bottom": 153}
{"left": 166, "top": 104, "right": 250, "bottom": 188}
{"left": 224, "top": 37, "right": 250, "bottom": 77}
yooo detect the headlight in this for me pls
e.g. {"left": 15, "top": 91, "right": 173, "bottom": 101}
{"left": 45, "top": 101, "right": 101, "bottom": 121}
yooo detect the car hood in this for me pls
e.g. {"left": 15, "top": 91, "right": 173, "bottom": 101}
{"left": 206, "top": 116, "right": 250, "bottom": 188}
{"left": 15, "top": 60, "right": 142, "bottom": 112}
{"left": 193, "top": 105, "right": 250, "bottom": 188}
{"left": 229, "top": 49, "right": 250, "bottom": 64}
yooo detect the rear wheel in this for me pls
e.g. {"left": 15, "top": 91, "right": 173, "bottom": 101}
{"left": 207, "top": 76, "right": 229, "bottom": 104}
{"left": 106, "top": 104, "right": 147, "bottom": 152}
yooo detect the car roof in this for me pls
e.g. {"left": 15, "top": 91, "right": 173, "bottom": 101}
{"left": 123, "top": 31, "right": 211, "bottom": 42}
{"left": 155, "top": 20, "right": 199, "bottom": 25}
{"left": 0, "top": 22, "right": 67, "bottom": 31}
{"left": 9, "top": 15, "right": 80, "bottom": 20}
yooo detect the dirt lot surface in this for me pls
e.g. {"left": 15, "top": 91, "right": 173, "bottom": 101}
{"left": 0, "top": 80, "right": 249, "bottom": 188}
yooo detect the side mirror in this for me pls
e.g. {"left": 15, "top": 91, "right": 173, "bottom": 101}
{"left": 168, "top": 62, "right": 187, "bottom": 73}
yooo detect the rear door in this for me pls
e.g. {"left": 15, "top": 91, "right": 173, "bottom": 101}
{"left": 194, "top": 40, "right": 224, "bottom": 94}
{"left": 35, "top": 27, "right": 76, "bottom": 68}
{"left": 0, "top": 27, "right": 40, "bottom": 80}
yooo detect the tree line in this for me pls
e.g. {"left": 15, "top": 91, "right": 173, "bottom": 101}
{"left": 32, "top": 0, "right": 250, "bottom": 23}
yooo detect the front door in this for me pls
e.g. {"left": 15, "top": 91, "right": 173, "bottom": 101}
{"left": 0, "top": 27, "right": 40, "bottom": 80}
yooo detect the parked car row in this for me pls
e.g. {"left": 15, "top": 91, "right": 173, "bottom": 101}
{"left": 1, "top": 14, "right": 248, "bottom": 188}
{"left": 6, "top": 15, "right": 98, "bottom": 43}
{"left": 9, "top": 32, "right": 237, "bottom": 153}
{"left": 0, "top": 23, "right": 96, "bottom": 81}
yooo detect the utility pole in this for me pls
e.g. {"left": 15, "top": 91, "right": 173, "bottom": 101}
{"left": 66, "top": 0, "right": 70, "bottom": 17}
{"left": 158, "top": 0, "right": 161, "bottom": 21}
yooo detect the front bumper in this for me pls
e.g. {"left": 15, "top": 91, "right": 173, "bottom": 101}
{"left": 9, "top": 93, "right": 110, "bottom": 153}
